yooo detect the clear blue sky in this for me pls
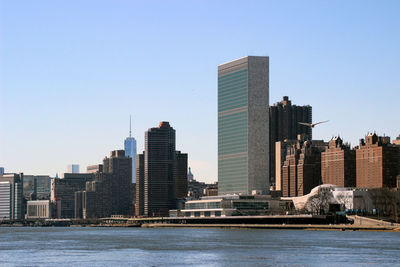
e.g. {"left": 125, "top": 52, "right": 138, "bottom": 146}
{"left": 1, "top": 1, "right": 399, "bottom": 183}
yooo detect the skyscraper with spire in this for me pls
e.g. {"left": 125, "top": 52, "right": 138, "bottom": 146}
{"left": 124, "top": 116, "right": 137, "bottom": 183}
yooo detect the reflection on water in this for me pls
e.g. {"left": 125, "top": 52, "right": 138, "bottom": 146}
{"left": 1, "top": 227, "right": 399, "bottom": 266}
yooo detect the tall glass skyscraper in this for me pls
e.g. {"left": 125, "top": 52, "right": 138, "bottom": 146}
{"left": 124, "top": 117, "right": 137, "bottom": 183}
{"left": 218, "top": 56, "right": 270, "bottom": 195}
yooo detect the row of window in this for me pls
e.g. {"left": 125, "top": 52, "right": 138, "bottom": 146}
{"left": 185, "top": 201, "right": 221, "bottom": 209}
{"left": 218, "top": 70, "right": 248, "bottom": 113}
{"left": 185, "top": 211, "right": 222, "bottom": 217}
{"left": 232, "top": 201, "right": 270, "bottom": 210}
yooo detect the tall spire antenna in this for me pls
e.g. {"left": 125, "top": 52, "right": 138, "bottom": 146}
{"left": 129, "top": 115, "right": 132, "bottom": 137}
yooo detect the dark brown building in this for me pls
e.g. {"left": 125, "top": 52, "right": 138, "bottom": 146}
{"left": 52, "top": 173, "right": 94, "bottom": 219}
{"left": 282, "top": 139, "right": 325, "bottom": 197}
{"left": 135, "top": 153, "right": 145, "bottom": 216}
{"left": 321, "top": 137, "right": 356, "bottom": 187}
{"left": 269, "top": 96, "right": 312, "bottom": 184}
{"left": 137, "top": 122, "right": 188, "bottom": 217}
{"left": 75, "top": 150, "right": 132, "bottom": 219}
{"left": 356, "top": 133, "right": 399, "bottom": 188}
{"left": 175, "top": 151, "right": 188, "bottom": 199}
{"left": 103, "top": 150, "right": 132, "bottom": 215}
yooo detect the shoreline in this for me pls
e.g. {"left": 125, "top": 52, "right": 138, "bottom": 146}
{"left": 140, "top": 223, "right": 400, "bottom": 232}
{"left": 1, "top": 222, "right": 399, "bottom": 232}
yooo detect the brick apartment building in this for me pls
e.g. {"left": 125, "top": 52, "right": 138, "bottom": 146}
{"left": 356, "top": 133, "right": 398, "bottom": 188}
{"left": 321, "top": 137, "right": 356, "bottom": 187}
{"left": 282, "top": 138, "right": 326, "bottom": 197}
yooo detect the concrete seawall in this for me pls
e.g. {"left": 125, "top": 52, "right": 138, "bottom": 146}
{"left": 141, "top": 223, "right": 400, "bottom": 231}
{"left": 348, "top": 215, "right": 400, "bottom": 227}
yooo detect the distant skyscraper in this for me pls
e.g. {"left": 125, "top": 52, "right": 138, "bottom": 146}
{"left": 0, "top": 173, "right": 23, "bottom": 220}
{"left": 137, "top": 122, "right": 188, "bottom": 217}
{"left": 67, "top": 164, "right": 80, "bottom": 173}
{"left": 124, "top": 116, "right": 137, "bottom": 183}
{"left": 269, "top": 96, "right": 312, "bottom": 186}
{"left": 0, "top": 168, "right": 4, "bottom": 175}
{"left": 218, "top": 56, "right": 270, "bottom": 195}
{"left": 187, "top": 167, "right": 194, "bottom": 182}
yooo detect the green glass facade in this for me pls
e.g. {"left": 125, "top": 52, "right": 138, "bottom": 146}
{"left": 218, "top": 111, "right": 248, "bottom": 155}
{"left": 218, "top": 67, "right": 249, "bottom": 194}
{"left": 218, "top": 69, "right": 248, "bottom": 113}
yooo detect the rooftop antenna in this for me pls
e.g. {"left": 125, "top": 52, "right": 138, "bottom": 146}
{"left": 129, "top": 115, "right": 132, "bottom": 138}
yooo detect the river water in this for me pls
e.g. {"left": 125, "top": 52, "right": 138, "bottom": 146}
{"left": 1, "top": 227, "right": 399, "bottom": 266}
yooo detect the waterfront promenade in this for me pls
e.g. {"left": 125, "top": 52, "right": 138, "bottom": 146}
{"left": 141, "top": 223, "right": 400, "bottom": 231}
{"left": 2, "top": 214, "right": 399, "bottom": 231}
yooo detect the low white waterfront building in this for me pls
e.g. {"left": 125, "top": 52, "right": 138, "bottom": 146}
{"left": 170, "top": 195, "right": 293, "bottom": 218}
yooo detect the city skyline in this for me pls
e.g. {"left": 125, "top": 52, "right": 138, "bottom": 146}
{"left": 1, "top": 1, "right": 400, "bottom": 183}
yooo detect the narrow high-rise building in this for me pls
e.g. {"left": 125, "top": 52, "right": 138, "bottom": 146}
{"left": 135, "top": 153, "right": 145, "bottom": 217}
{"left": 124, "top": 116, "right": 137, "bottom": 183}
{"left": 321, "top": 137, "right": 356, "bottom": 187}
{"left": 145, "top": 122, "right": 176, "bottom": 217}
{"left": 136, "top": 122, "right": 188, "bottom": 217}
{"left": 103, "top": 150, "right": 132, "bottom": 215}
{"left": 269, "top": 96, "right": 312, "bottom": 185}
{"left": 275, "top": 139, "right": 298, "bottom": 192}
{"left": 175, "top": 151, "right": 188, "bottom": 199}
{"left": 218, "top": 56, "right": 270, "bottom": 195}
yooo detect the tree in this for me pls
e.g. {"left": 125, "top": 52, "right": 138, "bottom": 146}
{"left": 335, "top": 192, "right": 352, "bottom": 211}
{"left": 369, "top": 188, "right": 400, "bottom": 222}
{"left": 306, "top": 187, "right": 333, "bottom": 215}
